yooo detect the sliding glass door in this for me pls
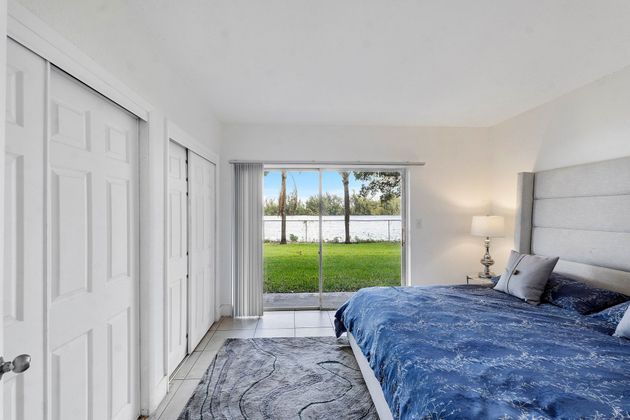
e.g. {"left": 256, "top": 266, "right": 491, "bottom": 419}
{"left": 321, "top": 170, "right": 403, "bottom": 309}
{"left": 263, "top": 168, "right": 404, "bottom": 310}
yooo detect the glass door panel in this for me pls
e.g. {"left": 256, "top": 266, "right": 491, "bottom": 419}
{"left": 321, "top": 170, "right": 403, "bottom": 309}
{"left": 263, "top": 170, "right": 321, "bottom": 309}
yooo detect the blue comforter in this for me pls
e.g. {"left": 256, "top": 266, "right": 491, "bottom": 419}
{"left": 334, "top": 285, "right": 630, "bottom": 419}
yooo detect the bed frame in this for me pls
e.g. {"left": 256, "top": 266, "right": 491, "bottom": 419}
{"left": 514, "top": 157, "right": 630, "bottom": 296}
{"left": 350, "top": 156, "right": 630, "bottom": 418}
{"left": 348, "top": 333, "right": 394, "bottom": 420}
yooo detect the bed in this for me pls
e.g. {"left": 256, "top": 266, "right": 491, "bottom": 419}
{"left": 335, "top": 157, "right": 630, "bottom": 419}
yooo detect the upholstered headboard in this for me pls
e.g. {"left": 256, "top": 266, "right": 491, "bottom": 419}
{"left": 514, "top": 157, "right": 630, "bottom": 295}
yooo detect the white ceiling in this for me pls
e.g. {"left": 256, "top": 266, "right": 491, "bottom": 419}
{"left": 16, "top": 0, "right": 630, "bottom": 126}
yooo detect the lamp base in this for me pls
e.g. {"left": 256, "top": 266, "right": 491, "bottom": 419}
{"left": 478, "top": 237, "right": 495, "bottom": 279}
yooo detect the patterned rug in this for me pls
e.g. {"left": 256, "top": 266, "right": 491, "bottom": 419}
{"left": 177, "top": 337, "right": 378, "bottom": 420}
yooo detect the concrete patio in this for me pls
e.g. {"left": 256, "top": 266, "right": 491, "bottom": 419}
{"left": 263, "top": 292, "right": 355, "bottom": 310}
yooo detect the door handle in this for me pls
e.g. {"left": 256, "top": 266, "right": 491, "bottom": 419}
{"left": 0, "top": 354, "right": 31, "bottom": 380}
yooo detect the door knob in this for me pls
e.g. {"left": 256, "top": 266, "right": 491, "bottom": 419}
{"left": 0, "top": 354, "right": 31, "bottom": 380}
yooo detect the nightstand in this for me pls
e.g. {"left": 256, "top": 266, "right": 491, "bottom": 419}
{"left": 465, "top": 274, "right": 494, "bottom": 286}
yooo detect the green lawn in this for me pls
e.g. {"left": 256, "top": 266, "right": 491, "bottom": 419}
{"left": 264, "top": 242, "right": 401, "bottom": 293}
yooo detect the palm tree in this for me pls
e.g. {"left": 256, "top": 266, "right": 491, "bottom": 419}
{"left": 279, "top": 170, "right": 287, "bottom": 244}
{"left": 340, "top": 171, "right": 351, "bottom": 244}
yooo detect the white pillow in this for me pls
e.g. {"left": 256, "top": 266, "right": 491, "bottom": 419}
{"left": 494, "top": 250, "right": 559, "bottom": 304}
{"left": 614, "top": 306, "right": 630, "bottom": 339}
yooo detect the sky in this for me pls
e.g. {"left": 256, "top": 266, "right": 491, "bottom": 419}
{"left": 264, "top": 171, "right": 363, "bottom": 200}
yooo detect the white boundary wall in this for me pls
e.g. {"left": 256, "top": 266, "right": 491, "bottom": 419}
{"left": 264, "top": 215, "right": 401, "bottom": 242}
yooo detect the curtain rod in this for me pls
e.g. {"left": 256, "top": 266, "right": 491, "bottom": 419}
{"left": 228, "top": 160, "right": 425, "bottom": 166}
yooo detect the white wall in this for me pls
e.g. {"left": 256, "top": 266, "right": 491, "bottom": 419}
{"left": 489, "top": 65, "right": 630, "bottom": 270}
{"left": 264, "top": 216, "right": 402, "bottom": 243}
{"left": 220, "top": 124, "right": 491, "bottom": 313}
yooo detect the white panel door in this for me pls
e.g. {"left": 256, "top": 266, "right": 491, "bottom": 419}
{"left": 167, "top": 141, "right": 188, "bottom": 375}
{"left": 48, "top": 67, "right": 139, "bottom": 420}
{"left": 3, "top": 39, "right": 46, "bottom": 420}
{"left": 187, "top": 152, "right": 215, "bottom": 349}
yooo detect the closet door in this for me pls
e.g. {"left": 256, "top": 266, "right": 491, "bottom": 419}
{"left": 167, "top": 141, "right": 188, "bottom": 374}
{"left": 48, "top": 67, "right": 139, "bottom": 420}
{"left": 3, "top": 38, "right": 46, "bottom": 420}
{"left": 187, "top": 152, "right": 216, "bottom": 349}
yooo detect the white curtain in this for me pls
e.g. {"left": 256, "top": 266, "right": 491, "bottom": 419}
{"left": 233, "top": 163, "right": 264, "bottom": 317}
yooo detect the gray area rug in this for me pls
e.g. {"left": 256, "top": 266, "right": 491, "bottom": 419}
{"left": 177, "top": 337, "right": 378, "bottom": 420}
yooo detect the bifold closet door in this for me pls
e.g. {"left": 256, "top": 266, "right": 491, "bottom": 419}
{"left": 3, "top": 38, "right": 46, "bottom": 420}
{"left": 167, "top": 141, "right": 188, "bottom": 374}
{"left": 187, "top": 152, "right": 216, "bottom": 349}
{"left": 48, "top": 67, "right": 139, "bottom": 420}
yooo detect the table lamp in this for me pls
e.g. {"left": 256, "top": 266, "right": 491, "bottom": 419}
{"left": 471, "top": 215, "right": 505, "bottom": 278}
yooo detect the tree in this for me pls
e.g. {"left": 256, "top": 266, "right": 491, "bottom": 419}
{"left": 264, "top": 198, "right": 278, "bottom": 215}
{"left": 340, "top": 171, "right": 351, "bottom": 243}
{"left": 353, "top": 171, "right": 401, "bottom": 202}
{"left": 351, "top": 193, "right": 378, "bottom": 215}
{"left": 304, "top": 193, "right": 344, "bottom": 216}
{"left": 286, "top": 185, "right": 299, "bottom": 215}
{"left": 304, "top": 195, "right": 320, "bottom": 215}
{"left": 304, "top": 194, "right": 318, "bottom": 215}
{"left": 323, "top": 193, "right": 344, "bottom": 215}
{"left": 279, "top": 170, "right": 287, "bottom": 244}
{"left": 381, "top": 197, "right": 401, "bottom": 215}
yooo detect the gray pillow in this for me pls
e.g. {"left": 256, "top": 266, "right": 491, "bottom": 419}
{"left": 614, "top": 306, "right": 630, "bottom": 339}
{"left": 494, "top": 250, "right": 559, "bottom": 304}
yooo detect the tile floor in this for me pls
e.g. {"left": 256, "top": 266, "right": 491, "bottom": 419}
{"left": 151, "top": 310, "right": 338, "bottom": 419}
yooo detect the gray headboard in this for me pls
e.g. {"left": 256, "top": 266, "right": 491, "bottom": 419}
{"left": 515, "top": 156, "right": 630, "bottom": 295}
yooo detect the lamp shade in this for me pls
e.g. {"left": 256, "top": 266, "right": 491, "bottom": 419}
{"left": 471, "top": 215, "right": 505, "bottom": 238}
